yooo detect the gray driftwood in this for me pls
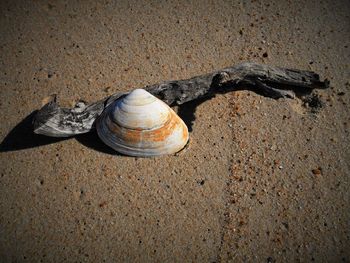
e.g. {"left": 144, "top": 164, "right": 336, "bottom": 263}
{"left": 33, "top": 62, "right": 329, "bottom": 137}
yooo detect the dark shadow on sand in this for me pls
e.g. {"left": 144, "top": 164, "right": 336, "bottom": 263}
{"left": 0, "top": 111, "right": 69, "bottom": 152}
{"left": 0, "top": 110, "right": 120, "bottom": 155}
{"left": 75, "top": 131, "right": 120, "bottom": 155}
{"left": 177, "top": 96, "right": 215, "bottom": 132}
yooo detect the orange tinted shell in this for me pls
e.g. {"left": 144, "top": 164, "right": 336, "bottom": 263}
{"left": 97, "top": 89, "right": 189, "bottom": 157}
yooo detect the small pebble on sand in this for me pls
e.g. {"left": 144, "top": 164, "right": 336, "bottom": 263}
{"left": 312, "top": 167, "right": 322, "bottom": 176}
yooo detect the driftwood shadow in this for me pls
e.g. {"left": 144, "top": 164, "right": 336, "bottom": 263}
{"left": 177, "top": 83, "right": 315, "bottom": 132}
{"left": 0, "top": 111, "right": 69, "bottom": 152}
{"left": 0, "top": 110, "right": 122, "bottom": 155}
{"left": 177, "top": 96, "right": 214, "bottom": 132}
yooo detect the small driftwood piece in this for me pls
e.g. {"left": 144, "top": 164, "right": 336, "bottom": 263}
{"left": 33, "top": 62, "right": 329, "bottom": 137}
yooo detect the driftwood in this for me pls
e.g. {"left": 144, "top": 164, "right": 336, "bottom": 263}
{"left": 33, "top": 62, "right": 329, "bottom": 137}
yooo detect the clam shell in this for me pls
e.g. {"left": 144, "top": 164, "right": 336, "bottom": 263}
{"left": 96, "top": 89, "right": 189, "bottom": 157}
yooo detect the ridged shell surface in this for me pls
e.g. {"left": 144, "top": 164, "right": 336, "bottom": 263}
{"left": 97, "top": 89, "right": 189, "bottom": 157}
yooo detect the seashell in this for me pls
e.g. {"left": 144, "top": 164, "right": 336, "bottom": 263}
{"left": 96, "top": 88, "right": 189, "bottom": 157}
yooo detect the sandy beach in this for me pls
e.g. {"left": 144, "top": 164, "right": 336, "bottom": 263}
{"left": 0, "top": 0, "right": 349, "bottom": 262}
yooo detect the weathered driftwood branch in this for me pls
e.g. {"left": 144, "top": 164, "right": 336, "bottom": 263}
{"left": 33, "top": 62, "right": 329, "bottom": 137}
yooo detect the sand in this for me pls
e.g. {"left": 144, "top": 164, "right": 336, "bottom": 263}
{"left": 0, "top": 0, "right": 349, "bottom": 262}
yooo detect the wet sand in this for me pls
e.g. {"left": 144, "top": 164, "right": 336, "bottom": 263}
{"left": 0, "top": 0, "right": 349, "bottom": 262}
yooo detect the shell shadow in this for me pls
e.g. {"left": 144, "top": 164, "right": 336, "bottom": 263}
{"left": 0, "top": 111, "right": 69, "bottom": 152}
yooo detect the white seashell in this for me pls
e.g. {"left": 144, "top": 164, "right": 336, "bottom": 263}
{"left": 96, "top": 89, "right": 189, "bottom": 157}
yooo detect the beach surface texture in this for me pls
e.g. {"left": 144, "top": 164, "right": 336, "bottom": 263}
{"left": 0, "top": 0, "right": 349, "bottom": 262}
